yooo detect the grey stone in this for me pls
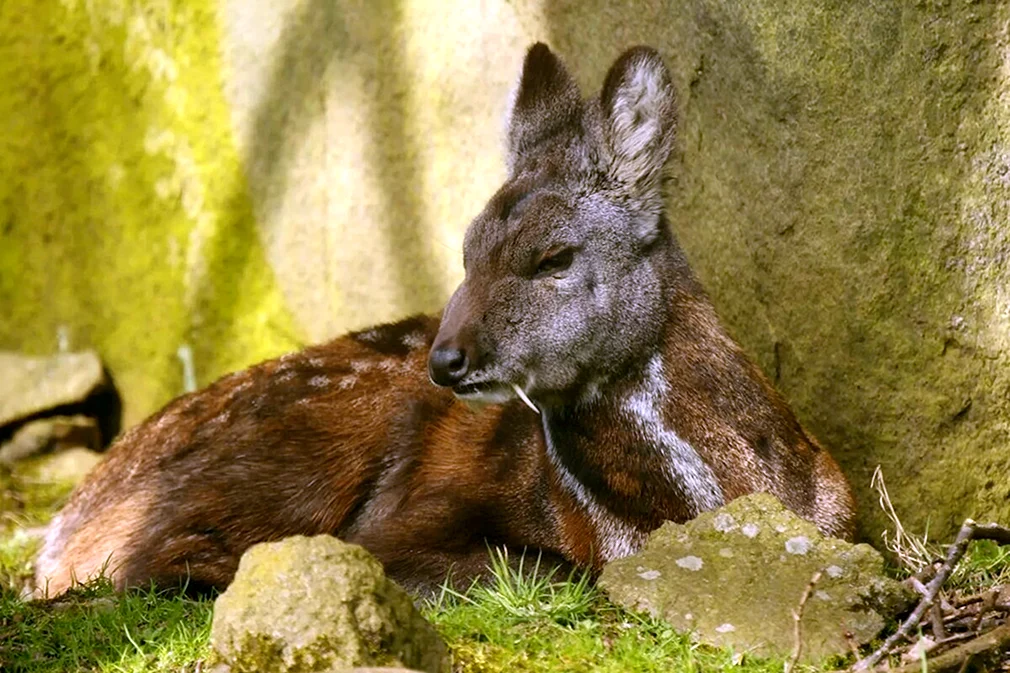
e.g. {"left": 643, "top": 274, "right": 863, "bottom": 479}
{"left": 210, "top": 535, "right": 449, "bottom": 673}
{"left": 0, "top": 351, "right": 105, "bottom": 428}
{"left": 0, "top": 415, "right": 101, "bottom": 464}
{"left": 24, "top": 447, "right": 104, "bottom": 485}
{"left": 598, "top": 494, "right": 915, "bottom": 663}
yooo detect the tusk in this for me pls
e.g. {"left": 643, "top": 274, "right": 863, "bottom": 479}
{"left": 511, "top": 383, "right": 540, "bottom": 415}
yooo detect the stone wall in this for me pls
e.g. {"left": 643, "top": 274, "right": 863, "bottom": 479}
{"left": 3, "top": 0, "right": 1009, "bottom": 539}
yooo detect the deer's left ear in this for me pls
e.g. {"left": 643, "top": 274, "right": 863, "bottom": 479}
{"left": 505, "top": 43, "right": 582, "bottom": 171}
{"left": 599, "top": 47, "right": 677, "bottom": 241}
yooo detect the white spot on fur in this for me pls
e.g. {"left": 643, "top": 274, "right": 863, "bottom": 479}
{"left": 826, "top": 565, "right": 844, "bottom": 579}
{"left": 622, "top": 355, "right": 724, "bottom": 515}
{"left": 308, "top": 357, "right": 325, "bottom": 367}
{"left": 716, "top": 623, "right": 736, "bottom": 634}
{"left": 637, "top": 569, "right": 661, "bottom": 580}
{"left": 742, "top": 523, "right": 760, "bottom": 538}
{"left": 675, "top": 555, "right": 703, "bottom": 571}
{"left": 357, "top": 329, "right": 380, "bottom": 342}
{"left": 277, "top": 370, "right": 297, "bottom": 383}
{"left": 377, "top": 359, "right": 398, "bottom": 373}
{"left": 232, "top": 379, "right": 254, "bottom": 394}
{"left": 152, "top": 412, "right": 175, "bottom": 433}
{"left": 401, "top": 331, "right": 427, "bottom": 350}
{"left": 338, "top": 376, "right": 357, "bottom": 390}
{"left": 209, "top": 410, "right": 230, "bottom": 425}
{"left": 542, "top": 413, "right": 644, "bottom": 562}
{"left": 785, "top": 536, "right": 811, "bottom": 555}
{"left": 308, "top": 375, "right": 329, "bottom": 388}
{"left": 350, "top": 360, "right": 374, "bottom": 374}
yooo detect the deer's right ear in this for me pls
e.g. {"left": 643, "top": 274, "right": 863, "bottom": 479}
{"left": 504, "top": 43, "right": 582, "bottom": 171}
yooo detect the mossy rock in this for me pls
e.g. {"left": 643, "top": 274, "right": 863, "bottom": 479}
{"left": 599, "top": 494, "right": 915, "bottom": 663}
{"left": 209, "top": 535, "right": 449, "bottom": 673}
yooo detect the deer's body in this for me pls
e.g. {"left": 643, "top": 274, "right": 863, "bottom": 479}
{"left": 36, "top": 44, "right": 854, "bottom": 597}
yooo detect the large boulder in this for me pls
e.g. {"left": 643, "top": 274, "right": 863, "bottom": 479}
{"left": 0, "top": 352, "right": 105, "bottom": 428}
{"left": 209, "top": 535, "right": 449, "bottom": 673}
{"left": 4, "top": 0, "right": 1010, "bottom": 538}
{"left": 599, "top": 494, "right": 914, "bottom": 663}
{"left": 0, "top": 415, "right": 101, "bottom": 465}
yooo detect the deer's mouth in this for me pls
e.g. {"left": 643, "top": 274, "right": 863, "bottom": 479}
{"left": 450, "top": 380, "right": 517, "bottom": 405}
{"left": 452, "top": 381, "right": 503, "bottom": 397}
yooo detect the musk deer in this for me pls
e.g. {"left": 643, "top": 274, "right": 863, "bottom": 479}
{"left": 35, "top": 43, "right": 855, "bottom": 597}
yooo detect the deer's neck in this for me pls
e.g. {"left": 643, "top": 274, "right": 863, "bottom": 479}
{"left": 541, "top": 336, "right": 726, "bottom": 561}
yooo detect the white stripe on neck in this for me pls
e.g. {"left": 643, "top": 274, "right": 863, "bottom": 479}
{"left": 622, "top": 353, "right": 725, "bottom": 515}
{"left": 541, "top": 413, "right": 644, "bottom": 563}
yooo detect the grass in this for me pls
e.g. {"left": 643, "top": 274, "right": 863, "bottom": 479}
{"left": 0, "top": 580, "right": 212, "bottom": 673}
{"left": 0, "top": 538, "right": 812, "bottom": 673}
{"left": 1, "top": 466, "right": 1009, "bottom": 672}
{"left": 425, "top": 548, "right": 797, "bottom": 673}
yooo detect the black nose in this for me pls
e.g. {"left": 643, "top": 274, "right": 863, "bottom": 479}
{"left": 428, "top": 346, "right": 469, "bottom": 387}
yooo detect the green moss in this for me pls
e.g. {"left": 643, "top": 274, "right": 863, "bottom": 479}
{"left": 540, "top": 1, "right": 1010, "bottom": 541}
{"left": 0, "top": 0, "right": 301, "bottom": 426}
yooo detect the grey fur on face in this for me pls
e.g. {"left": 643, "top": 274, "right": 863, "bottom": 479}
{"left": 435, "top": 44, "right": 680, "bottom": 406}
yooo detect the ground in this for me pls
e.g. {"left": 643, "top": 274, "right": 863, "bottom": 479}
{"left": 1, "top": 466, "right": 1007, "bottom": 673}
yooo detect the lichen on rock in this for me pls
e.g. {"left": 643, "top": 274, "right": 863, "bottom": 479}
{"left": 598, "top": 493, "right": 915, "bottom": 663}
{"left": 209, "top": 535, "right": 449, "bottom": 673}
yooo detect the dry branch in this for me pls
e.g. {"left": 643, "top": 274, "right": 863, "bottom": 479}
{"left": 884, "top": 621, "right": 1010, "bottom": 673}
{"left": 785, "top": 570, "right": 822, "bottom": 673}
{"left": 851, "top": 518, "right": 1010, "bottom": 671}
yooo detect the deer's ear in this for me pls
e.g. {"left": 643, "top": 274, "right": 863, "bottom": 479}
{"left": 505, "top": 43, "right": 582, "bottom": 171}
{"left": 599, "top": 47, "right": 677, "bottom": 241}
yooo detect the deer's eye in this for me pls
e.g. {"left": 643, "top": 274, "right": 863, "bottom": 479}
{"left": 533, "top": 247, "right": 575, "bottom": 279}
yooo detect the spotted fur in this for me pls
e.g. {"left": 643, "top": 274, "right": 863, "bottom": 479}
{"left": 36, "top": 44, "right": 854, "bottom": 597}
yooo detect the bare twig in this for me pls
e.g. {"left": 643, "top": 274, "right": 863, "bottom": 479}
{"left": 842, "top": 630, "right": 862, "bottom": 662}
{"left": 851, "top": 519, "right": 1010, "bottom": 671}
{"left": 930, "top": 632, "right": 976, "bottom": 649}
{"left": 931, "top": 600, "right": 948, "bottom": 640}
{"left": 883, "top": 621, "right": 1010, "bottom": 673}
{"left": 970, "top": 589, "right": 999, "bottom": 632}
{"left": 972, "top": 523, "right": 1010, "bottom": 545}
{"left": 908, "top": 576, "right": 930, "bottom": 597}
{"left": 785, "top": 570, "right": 822, "bottom": 673}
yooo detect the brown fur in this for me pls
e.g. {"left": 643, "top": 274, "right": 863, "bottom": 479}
{"left": 36, "top": 44, "right": 854, "bottom": 597}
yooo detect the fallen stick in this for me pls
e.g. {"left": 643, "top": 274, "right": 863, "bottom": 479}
{"left": 851, "top": 519, "right": 1010, "bottom": 671}
{"left": 883, "top": 621, "right": 1010, "bottom": 673}
{"left": 785, "top": 570, "right": 822, "bottom": 673}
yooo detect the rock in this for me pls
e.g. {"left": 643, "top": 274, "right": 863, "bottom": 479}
{"left": 0, "top": 415, "right": 101, "bottom": 464}
{"left": 0, "top": 352, "right": 106, "bottom": 428}
{"left": 210, "top": 535, "right": 449, "bottom": 673}
{"left": 598, "top": 494, "right": 915, "bottom": 663}
{"left": 24, "top": 447, "right": 104, "bottom": 485}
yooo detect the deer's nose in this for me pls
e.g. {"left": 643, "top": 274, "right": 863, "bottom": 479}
{"left": 428, "top": 344, "right": 469, "bottom": 387}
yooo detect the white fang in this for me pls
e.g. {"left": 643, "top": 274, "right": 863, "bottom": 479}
{"left": 512, "top": 384, "right": 540, "bottom": 414}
